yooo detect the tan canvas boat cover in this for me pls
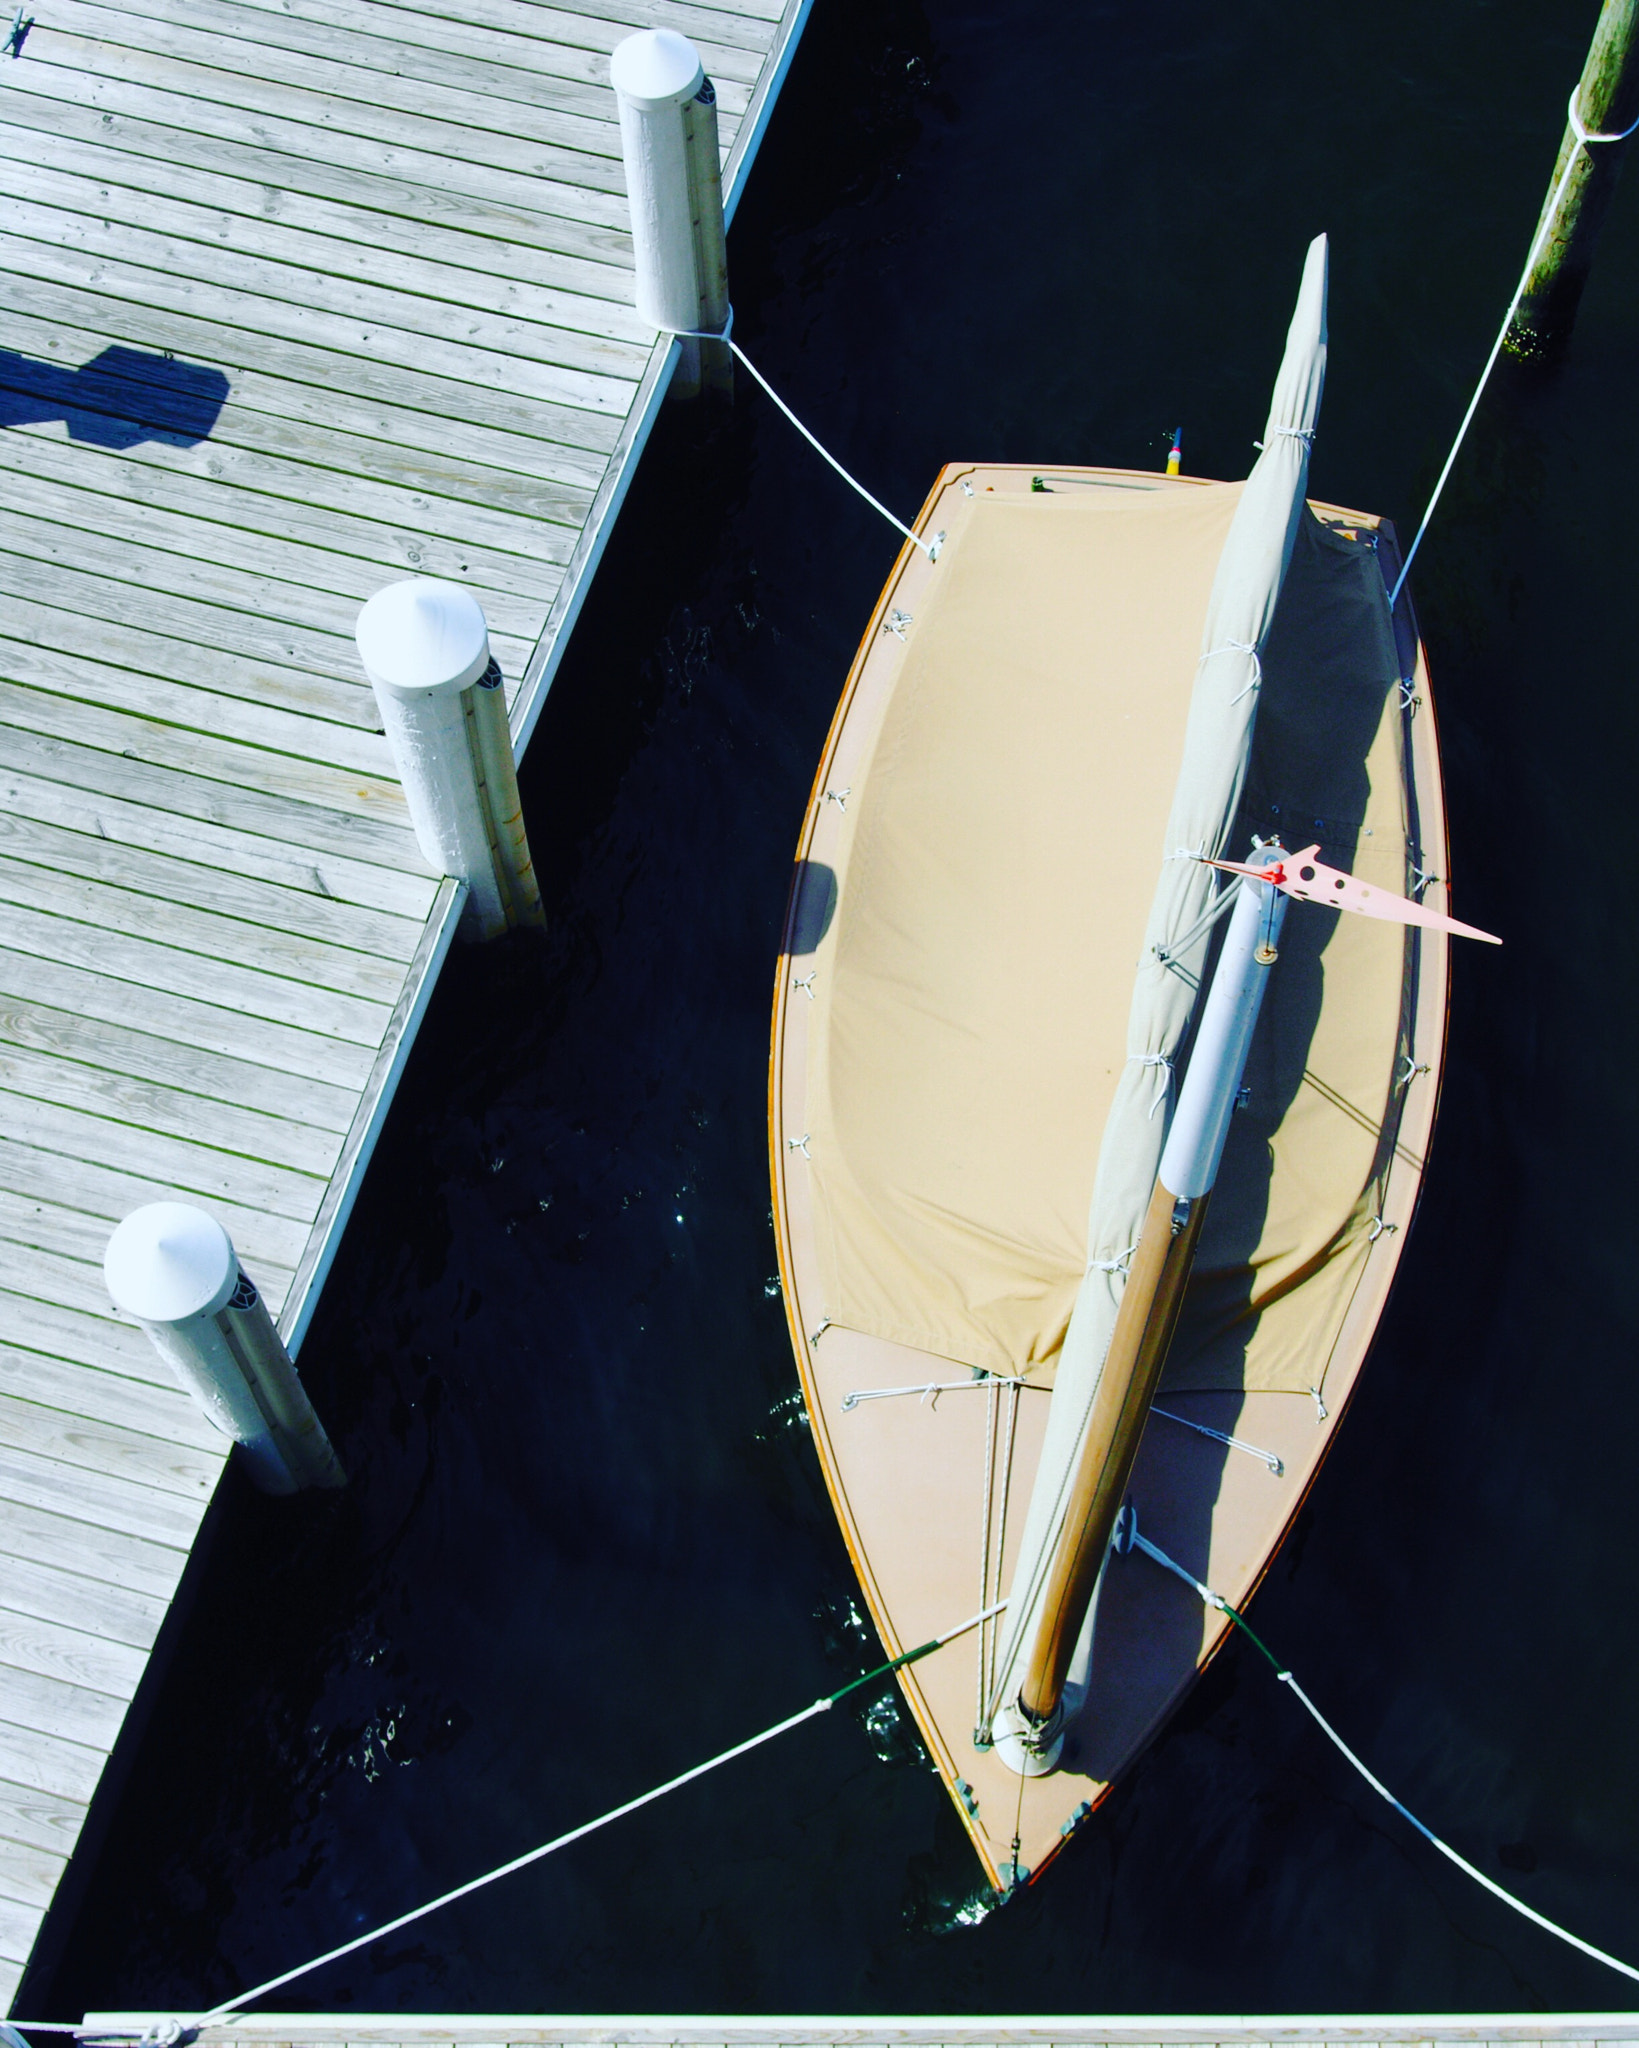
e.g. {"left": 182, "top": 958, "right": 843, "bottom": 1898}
{"left": 807, "top": 480, "right": 1245, "bottom": 1376}
{"left": 806, "top": 479, "right": 1410, "bottom": 1390}
{"left": 806, "top": 238, "right": 1409, "bottom": 1436}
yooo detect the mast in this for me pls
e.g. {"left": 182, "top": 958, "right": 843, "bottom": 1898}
{"left": 1011, "top": 856, "right": 1288, "bottom": 1739}
{"left": 987, "top": 236, "right": 1329, "bottom": 1774}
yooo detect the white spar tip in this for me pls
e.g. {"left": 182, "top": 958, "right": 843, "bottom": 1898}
{"left": 1263, "top": 233, "right": 1328, "bottom": 448}
{"left": 105, "top": 1202, "right": 238, "bottom": 1324}
{"left": 609, "top": 28, "right": 704, "bottom": 110}
{"left": 355, "top": 578, "right": 490, "bottom": 698}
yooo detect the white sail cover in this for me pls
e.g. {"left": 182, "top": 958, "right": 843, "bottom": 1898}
{"left": 988, "top": 234, "right": 1330, "bottom": 1724}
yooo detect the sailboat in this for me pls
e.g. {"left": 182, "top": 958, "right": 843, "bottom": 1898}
{"left": 768, "top": 235, "right": 1491, "bottom": 1891}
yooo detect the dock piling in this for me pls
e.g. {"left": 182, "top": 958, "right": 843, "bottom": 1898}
{"left": 1507, "top": 0, "right": 1639, "bottom": 358}
{"left": 356, "top": 579, "right": 545, "bottom": 940}
{"left": 104, "top": 1204, "right": 346, "bottom": 1494}
{"left": 611, "top": 29, "right": 732, "bottom": 399}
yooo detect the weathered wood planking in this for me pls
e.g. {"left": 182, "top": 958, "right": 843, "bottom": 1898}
{"left": 0, "top": 0, "right": 806, "bottom": 2011}
{"left": 71, "top": 2019, "right": 1639, "bottom": 2047}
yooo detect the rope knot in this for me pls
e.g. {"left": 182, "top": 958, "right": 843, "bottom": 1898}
{"left": 1131, "top": 1051, "right": 1174, "bottom": 1117}
{"left": 1204, "top": 639, "right": 1263, "bottom": 704}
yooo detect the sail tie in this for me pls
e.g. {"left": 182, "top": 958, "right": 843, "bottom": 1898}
{"left": 1130, "top": 1051, "right": 1174, "bottom": 1117}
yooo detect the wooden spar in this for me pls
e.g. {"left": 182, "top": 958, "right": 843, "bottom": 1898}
{"left": 1017, "top": 1174, "right": 1207, "bottom": 1724}
{"left": 1507, "top": 0, "right": 1639, "bottom": 358}
{"left": 1013, "top": 860, "right": 1289, "bottom": 1741}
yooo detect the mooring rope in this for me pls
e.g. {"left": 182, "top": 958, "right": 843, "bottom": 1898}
{"left": 1390, "top": 83, "right": 1639, "bottom": 608}
{"left": 91, "top": 1600, "right": 998, "bottom": 2030}
{"left": 662, "top": 314, "right": 940, "bottom": 560}
{"left": 1129, "top": 1525, "right": 1639, "bottom": 1987}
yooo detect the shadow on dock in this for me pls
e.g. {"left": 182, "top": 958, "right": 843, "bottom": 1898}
{"left": 0, "top": 344, "right": 229, "bottom": 449}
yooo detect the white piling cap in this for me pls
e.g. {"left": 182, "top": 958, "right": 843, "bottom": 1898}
{"left": 105, "top": 1203, "right": 239, "bottom": 1323}
{"left": 355, "top": 578, "right": 491, "bottom": 698}
{"left": 609, "top": 29, "right": 704, "bottom": 110}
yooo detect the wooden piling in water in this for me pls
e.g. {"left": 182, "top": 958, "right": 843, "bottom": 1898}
{"left": 1507, "top": 0, "right": 1639, "bottom": 358}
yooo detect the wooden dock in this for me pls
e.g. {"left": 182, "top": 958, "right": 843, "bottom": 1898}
{"left": 71, "top": 2015, "right": 1639, "bottom": 2047}
{"left": 0, "top": 0, "right": 805, "bottom": 2008}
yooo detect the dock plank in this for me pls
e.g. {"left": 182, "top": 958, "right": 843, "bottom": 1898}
{"left": 0, "top": 1707, "right": 112, "bottom": 1801}
{"left": 0, "top": 683, "right": 418, "bottom": 862}
{"left": 0, "top": 745, "right": 439, "bottom": 924}
{"left": 2, "top": 619, "right": 387, "bottom": 770}
{"left": 0, "top": 281, "right": 624, "bottom": 476}
{"left": 110, "top": 0, "right": 771, "bottom": 90}
{"left": 0, "top": 1492, "right": 196, "bottom": 1600}
{"left": 0, "top": 1442, "right": 205, "bottom": 1556}
{"left": 0, "top": 854, "right": 410, "bottom": 1002}
{"left": 0, "top": 1343, "right": 220, "bottom": 1462}
{"left": 9, "top": 156, "right": 655, "bottom": 360}
{"left": 4, "top": 49, "right": 636, "bottom": 243}
{"left": 0, "top": 1092, "right": 327, "bottom": 1228}
{"left": 0, "top": 1780, "right": 86, "bottom": 1861}
{"left": 0, "top": 1036, "right": 344, "bottom": 1180}
{"left": 0, "top": 425, "right": 573, "bottom": 595}
{"left": 0, "top": 809, "right": 421, "bottom": 971}
{"left": 0, "top": 117, "right": 636, "bottom": 312}
{"left": 0, "top": 0, "right": 800, "bottom": 2005}
{"left": 0, "top": 504, "right": 541, "bottom": 674}
{"left": 0, "top": 1607, "right": 150, "bottom": 1702}
{"left": 0, "top": 943, "right": 379, "bottom": 1097}
{"left": 0, "top": 997, "right": 358, "bottom": 1137}
{"left": 0, "top": 1833, "right": 68, "bottom": 1916}
{"left": 0, "top": 1136, "right": 310, "bottom": 1274}
{"left": 0, "top": 226, "right": 643, "bottom": 420}
{"left": 27, "top": 17, "right": 627, "bottom": 168}
{"left": 0, "top": 1548, "right": 170, "bottom": 1646}
{"left": 0, "top": 887, "right": 393, "bottom": 1045}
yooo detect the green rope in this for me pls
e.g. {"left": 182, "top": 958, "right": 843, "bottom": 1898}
{"left": 829, "top": 1631, "right": 946, "bottom": 1702}
{"left": 1215, "top": 1597, "right": 1287, "bottom": 1677}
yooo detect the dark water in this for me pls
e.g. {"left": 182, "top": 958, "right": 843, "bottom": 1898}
{"left": 29, "top": 0, "right": 1639, "bottom": 2017}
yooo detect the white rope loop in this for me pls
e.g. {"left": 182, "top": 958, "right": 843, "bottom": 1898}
{"left": 1390, "top": 82, "right": 1639, "bottom": 608}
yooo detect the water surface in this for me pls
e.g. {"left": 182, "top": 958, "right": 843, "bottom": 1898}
{"left": 33, "top": 0, "right": 1639, "bottom": 2016}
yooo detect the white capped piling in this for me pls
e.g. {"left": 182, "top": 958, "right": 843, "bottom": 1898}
{"left": 611, "top": 28, "right": 731, "bottom": 399}
{"left": 104, "top": 1203, "right": 345, "bottom": 1494}
{"left": 356, "top": 578, "right": 545, "bottom": 941}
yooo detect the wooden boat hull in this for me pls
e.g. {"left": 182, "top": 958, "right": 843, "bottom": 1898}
{"left": 769, "top": 463, "right": 1450, "bottom": 1891}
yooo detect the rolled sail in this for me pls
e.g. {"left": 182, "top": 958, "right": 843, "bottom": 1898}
{"left": 986, "top": 234, "right": 1331, "bottom": 1729}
